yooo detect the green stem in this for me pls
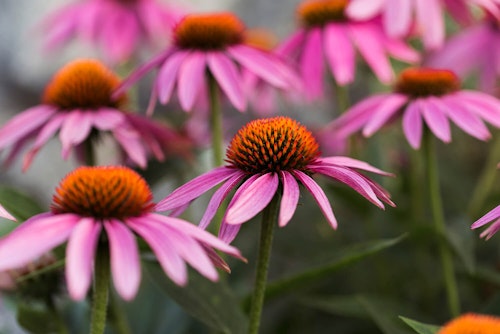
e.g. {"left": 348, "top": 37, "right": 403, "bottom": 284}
{"left": 90, "top": 245, "right": 110, "bottom": 334}
{"left": 209, "top": 74, "right": 223, "bottom": 167}
{"left": 248, "top": 194, "right": 280, "bottom": 334}
{"left": 423, "top": 131, "right": 460, "bottom": 317}
{"left": 84, "top": 139, "right": 96, "bottom": 167}
{"left": 468, "top": 133, "right": 500, "bottom": 218}
{"left": 109, "top": 293, "right": 132, "bottom": 334}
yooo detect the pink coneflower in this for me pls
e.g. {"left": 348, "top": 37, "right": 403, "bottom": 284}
{"left": 42, "top": 0, "right": 185, "bottom": 65}
{"left": 328, "top": 67, "right": 500, "bottom": 149}
{"left": 116, "top": 12, "right": 296, "bottom": 113}
{"left": 0, "top": 59, "right": 191, "bottom": 171}
{"left": 428, "top": 14, "right": 500, "bottom": 93}
{"left": 156, "top": 117, "right": 394, "bottom": 243}
{"left": 347, "top": 0, "right": 500, "bottom": 50}
{"left": 0, "top": 166, "right": 242, "bottom": 300}
{"left": 277, "top": 0, "right": 419, "bottom": 100}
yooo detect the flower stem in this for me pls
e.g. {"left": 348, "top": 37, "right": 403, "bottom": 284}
{"left": 334, "top": 83, "right": 350, "bottom": 114}
{"left": 209, "top": 74, "right": 224, "bottom": 167}
{"left": 90, "top": 245, "right": 110, "bottom": 334}
{"left": 84, "top": 139, "right": 96, "bottom": 167}
{"left": 248, "top": 194, "right": 280, "bottom": 334}
{"left": 423, "top": 131, "right": 460, "bottom": 317}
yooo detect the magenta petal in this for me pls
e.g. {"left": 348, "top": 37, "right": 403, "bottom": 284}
{"left": 419, "top": 98, "right": 451, "bottom": 143}
{"left": 178, "top": 52, "right": 206, "bottom": 111}
{"left": 402, "top": 101, "right": 423, "bottom": 149}
{"left": 225, "top": 173, "right": 279, "bottom": 225}
{"left": 127, "top": 217, "right": 187, "bottom": 285}
{"left": 316, "top": 156, "right": 393, "bottom": 176}
{"left": 415, "top": 0, "right": 444, "bottom": 50}
{"left": 91, "top": 108, "right": 125, "bottom": 131}
{"left": 112, "top": 126, "right": 147, "bottom": 168}
{"left": 156, "top": 167, "right": 237, "bottom": 211}
{"left": 66, "top": 218, "right": 101, "bottom": 300}
{"left": 218, "top": 221, "right": 242, "bottom": 244}
{"left": 279, "top": 171, "right": 300, "bottom": 227}
{"left": 300, "top": 28, "right": 324, "bottom": 99}
{"left": 59, "top": 111, "right": 93, "bottom": 158}
{"left": 156, "top": 50, "right": 189, "bottom": 104}
{"left": 199, "top": 171, "right": 246, "bottom": 229}
{"left": 0, "top": 213, "right": 79, "bottom": 271}
{"left": 275, "top": 30, "right": 306, "bottom": 56}
{"left": 385, "top": 0, "right": 412, "bottom": 38}
{"left": 292, "top": 170, "right": 338, "bottom": 229}
{"left": 346, "top": 0, "right": 385, "bottom": 20}
{"left": 324, "top": 24, "right": 355, "bottom": 85}
{"left": 472, "top": 205, "right": 500, "bottom": 229}
{"left": 207, "top": 53, "right": 246, "bottom": 111}
{"left": 362, "top": 93, "right": 407, "bottom": 136}
{"left": 455, "top": 90, "right": 500, "bottom": 128}
{"left": 104, "top": 220, "right": 141, "bottom": 301}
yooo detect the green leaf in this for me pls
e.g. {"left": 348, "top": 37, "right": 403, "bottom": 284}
{"left": 0, "top": 186, "right": 44, "bottom": 222}
{"left": 264, "top": 234, "right": 408, "bottom": 300}
{"left": 145, "top": 260, "right": 247, "bottom": 334}
{"left": 445, "top": 218, "right": 475, "bottom": 274}
{"left": 399, "top": 316, "right": 440, "bottom": 334}
{"left": 16, "top": 302, "right": 60, "bottom": 334}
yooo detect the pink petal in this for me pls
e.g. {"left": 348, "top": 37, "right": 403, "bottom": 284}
{"left": 225, "top": 173, "right": 279, "bottom": 225}
{"left": 156, "top": 50, "right": 190, "bottom": 104}
{"left": 59, "top": 111, "right": 93, "bottom": 159}
{"left": 104, "top": 220, "right": 141, "bottom": 301}
{"left": 101, "top": 9, "right": 139, "bottom": 63}
{"left": 346, "top": 0, "right": 385, "bottom": 20}
{"left": 300, "top": 28, "right": 325, "bottom": 99}
{"left": 402, "top": 101, "right": 424, "bottom": 149}
{"left": 384, "top": 38, "right": 421, "bottom": 63}
{"left": 471, "top": 204, "right": 500, "bottom": 229}
{"left": 316, "top": 156, "right": 393, "bottom": 176}
{"left": 0, "top": 213, "right": 79, "bottom": 271}
{"left": 292, "top": 170, "right": 337, "bottom": 229}
{"left": 415, "top": 0, "right": 444, "bottom": 50}
{"left": 385, "top": 0, "right": 413, "bottom": 37}
{"left": 455, "top": 90, "right": 500, "bottom": 128}
{"left": 0, "top": 205, "right": 15, "bottom": 221}
{"left": 207, "top": 53, "right": 246, "bottom": 111}
{"left": 275, "top": 30, "right": 306, "bottom": 57}
{"left": 218, "top": 221, "right": 242, "bottom": 244}
{"left": 279, "top": 171, "right": 300, "bottom": 227}
{"left": 324, "top": 24, "right": 355, "bottom": 85}
{"left": 66, "top": 218, "right": 101, "bottom": 300}
{"left": 155, "top": 167, "right": 237, "bottom": 211}
{"left": 419, "top": 98, "right": 452, "bottom": 143}
{"left": 199, "top": 171, "right": 246, "bottom": 229}
{"left": 362, "top": 93, "right": 407, "bottom": 136}
{"left": 112, "top": 126, "right": 147, "bottom": 168}
{"left": 178, "top": 52, "right": 207, "bottom": 111}
{"left": 91, "top": 108, "right": 125, "bottom": 131}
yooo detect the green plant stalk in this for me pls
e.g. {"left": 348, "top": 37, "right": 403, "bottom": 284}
{"left": 109, "top": 293, "right": 132, "bottom": 334}
{"left": 248, "top": 194, "right": 280, "bottom": 334}
{"left": 84, "top": 139, "right": 96, "bottom": 167}
{"left": 209, "top": 74, "right": 224, "bottom": 168}
{"left": 423, "top": 131, "right": 460, "bottom": 317}
{"left": 90, "top": 245, "right": 110, "bottom": 334}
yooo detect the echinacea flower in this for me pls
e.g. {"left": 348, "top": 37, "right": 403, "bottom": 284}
{"left": 438, "top": 313, "right": 500, "bottom": 333}
{"left": 42, "top": 0, "right": 185, "bottom": 65}
{"left": 347, "top": 0, "right": 500, "bottom": 50}
{"left": 328, "top": 67, "right": 500, "bottom": 149}
{"left": 428, "top": 14, "right": 500, "bottom": 93}
{"left": 0, "top": 166, "right": 242, "bottom": 300}
{"left": 116, "top": 12, "right": 296, "bottom": 113}
{"left": 0, "top": 59, "right": 191, "bottom": 171}
{"left": 278, "top": 0, "right": 419, "bottom": 100}
{"left": 156, "top": 116, "right": 394, "bottom": 243}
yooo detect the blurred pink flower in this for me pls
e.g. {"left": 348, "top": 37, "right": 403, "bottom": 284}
{"left": 278, "top": 0, "right": 419, "bottom": 101}
{"left": 347, "top": 0, "right": 500, "bottom": 50}
{"left": 472, "top": 203, "right": 500, "bottom": 239}
{"left": 428, "top": 15, "right": 500, "bottom": 93}
{"left": 0, "top": 59, "right": 192, "bottom": 171}
{"left": 116, "top": 12, "right": 296, "bottom": 113}
{"left": 156, "top": 117, "right": 394, "bottom": 243}
{"left": 328, "top": 68, "right": 500, "bottom": 149}
{"left": 42, "top": 0, "right": 185, "bottom": 65}
{"left": 0, "top": 166, "right": 243, "bottom": 300}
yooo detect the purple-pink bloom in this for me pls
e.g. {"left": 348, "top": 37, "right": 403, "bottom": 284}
{"left": 428, "top": 14, "right": 500, "bottom": 93}
{"left": 42, "top": 0, "right": 185, "bottom": 65}
{"left": 156, "top": 117, "right": 394, "bottom": 244}
{"left": 0, "top": 166, "right": 243, "bottom": 300}
{"left": 347, "top": 0, "right": 500, "bottom": 50}
{"left": 277, "top": 0, "right": 419, "bottom": 100}
{"left": 471, "top": 204, "right": 500, "bottom": 239}
{"left": 328, "top": 67, "right": 500, "bottom": 149}
{"left": 115, "top": 12, "right": 296, "bottom": 113}
{"left": 0, "top": 59, "right": 192, "bottom": 171}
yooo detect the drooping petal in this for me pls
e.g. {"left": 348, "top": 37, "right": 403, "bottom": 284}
{"left": 401, "top": 101, "right": 424, "bottom": 149}
{"left": 225, "top": 173, "right": 280, "bottom": 225}
{"left": 156, "top": 50, "right": 190, "bottom": 104}
{"left": 418, "top": 98, "right": 452, "bottom": 143}
{"left": 292, "top": 170, "right": 337, "bottom": 229}
{"left": 156, "top": 167, "right": 238, "bottom": 211}
{"left": 207, "top": 53, "right": 246, "bottom": 111}
{"left": 315, "top": 156, "right": 393, "bottom": 176}
{"left": 415, "top": 0, "right": 444, "bottom": 50}
{"left": 91, "top": 108, "right": 125, "bottom": 131}
{"left": 178, "top": 52, "right": 207, "bottom": 111}
{"left": 127, "top": 217, "right": 187, "bottom": 285}
{"left": 300, "top": 28, "right": 324, "bottom": 99}
{"left": 66, "top": 218, "right": 101, "bottom": 300}
{"left": 104, "top": 220, "right": 141, "bottom": 301}
{"left": 112, "top": 126, "right": 147, "bottom": 169}
{"left": 346, "top": 0, "right": 385, "bottom": 20}
{"left": 362, "top": 93, "right": 408, "bottom": 136}
{"left": 472, "top": 204, "right": 500, "bottom": 229}
{"left": 279, "top": 171, "right": 300, "bottom": 227}
{"left": 275, "top": 30, "right": 306, "bottom": 57}
{"left": 0, "top": 213, "right": 79, "bottom": 271}
{"left": 101, "top": 9, "right": 139, "bottom": 63}
{"left": 59, "top": 111, "right": 93, "bottom": 159}
{"left": 385, "top": 0, "right": 412, "bottom": 38}
{"left": 218, "top": 220, "right": 242, "bottom": 244}
{"left": 455, "top": 90, "right": 500, "bottom": 128}
{"left": 324, "top": 24, "right": 355, "bottom": 85}
{"left": 199, "top": 171, "right": 246, "bottom": 229}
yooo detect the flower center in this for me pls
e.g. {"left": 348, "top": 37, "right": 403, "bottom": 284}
{"left": 298, "top": 0, "right": 349, "bottom": 27}
{"left": 51, "top": 166, "right": 154, "bottom": 219}
{"left": 440, "top": 313, "right": 500, "bottom": 334}
{"left": 395, "top": 68, "right": 460, "bottom": 97}
{"left": 226, "top": 117, "right": 320, "bottom": 174}
{"left": 174, "top": 13, "right": 245, "bottom": 50}
{"left": 42, "top": 59, "right": 128, "bottom": 111}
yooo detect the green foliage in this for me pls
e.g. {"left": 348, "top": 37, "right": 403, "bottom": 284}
{"left": 399, "top": 316, "right": 440, "bottom": 334}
